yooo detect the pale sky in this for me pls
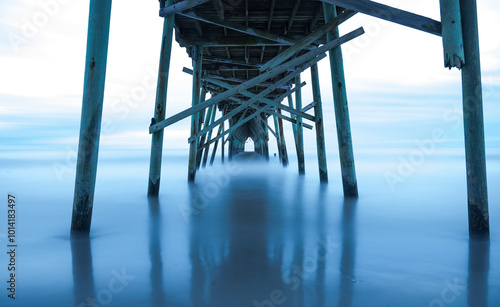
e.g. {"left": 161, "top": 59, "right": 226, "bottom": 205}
{"left": 1, "top": 0, "right": 499, "bottom": 157}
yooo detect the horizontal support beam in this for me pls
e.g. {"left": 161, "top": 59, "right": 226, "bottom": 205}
{"left": 159, "top": 0, "right": 210, "bottom": 17}
{"left": 150, "top": 27, "right": 364, "bottom": 134}
{"left": 205, "top": 73, "right": 292, "bottom": 90}
{"left": 265, "top": 120, "right": 279, "bottom": 139}
{"left": 176, "top": 35, "right": 287, "bottom": 47}
{"left": 267, "top": 110, "right": 313, "bottom": 130}
{"left": 294, "top": 101, "right": 317, "bottom": 115}
{"left": 203, "top": 56, "right": 263, "bottom": 68}
{"left": 320, "top": 0, "right": 442, "bottom": 36}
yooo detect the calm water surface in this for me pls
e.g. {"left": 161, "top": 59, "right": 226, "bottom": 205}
{"left": 0, "top": 149, "right": 499, "bottom": 306}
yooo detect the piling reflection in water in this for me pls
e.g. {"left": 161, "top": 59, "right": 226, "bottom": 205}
{"left": 468, "top": 238, "right": 490, "bottom": 307}
{"left": 71, "top": 234, "right": 95, "bottom": 306}
{"left": 148, "top": 198, "right": 167, "bottom": 307}
{"left": 184, "top": 153, "right": 346, "bottom": 306}
{"left": 339, "top": 198, "right": 357, "bottom": 307}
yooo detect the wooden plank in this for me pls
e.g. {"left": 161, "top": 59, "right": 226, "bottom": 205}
{"left": 439, "top": 0, "right": 465, "bottom": 69}
{"left": 265, "top": 110, "right": 313, "bottom": 130}
{"left": 206, "top": 74, "right": 291, "bottom": 90}
{"left": 204, "top": 55, "right": 263, "bottom": 68}
{"left": 265, "top": 120, "right": 279, "bottom": 139}
{"left": 288, "top": 0, "right": 303, "bottom": 32}
{"left": 150, "top": 27, "right": 364, "bottom": 134}
{"left": 460, "top": 0, "right": 489, "bottom": 236}
{"left": 148, "top": 3, "right": 175, "bottom": 197}
{"left": 177, "top": 35, "right": 288, "bottom": 47}
{"left": 300, "top": 101, "right": 317, "bottom": 113}
{"left": 260, "top": 9, "right": 356, "bottom": 71}
{"left": 320, "top": 0, "right": 442, "bottom": 36}
{"left": 159, "top": 0, "right": 211, "bottom": 17}
{"left": 71, "top": 0, "right": 112, "bottom": 234}
{"left": 324, "top": 3, "right": 358, "bottom": 196}
{"left": 179, "top": 10, "right": 299, "bottom": 46}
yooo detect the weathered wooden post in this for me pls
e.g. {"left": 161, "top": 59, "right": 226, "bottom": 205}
{"left": 323, "top": 3, "right": 358, "bottom": 197}
{"left": 459, "top": 0, "right": 489, "bottom": 237}
{"left": 209, "top": 122, "right": 224, "bottom": 166}
{"left": 71, "top": 0, "right": 112, "bottom": 234}
{"left": 295, "top": 75, "right": 305, "bottom": 174}
{"left": 273, "top": 115, "right": 283, "bottom": 163}
{"left": 188, "top": 46, "right": 203, "bottom": 182}
{"left": 147, "top": 0, "right": 175, "bottom": 197}
{"left": 263, "top": 116, "right": 270, "bottom": 161}
{"left": 221, "top": 124, "right": 225, "bottom": 163}
{"left": 311, "top": 63, "right": 328, "bottom": 182}
{"left": 439, "top": 0, "right": 465, "bottom": 69}
{"left": 196, "top": 90, "right": 208, "bottom": 169}
{"left": 278, "top": 109, "right": 289, "bottom": 166}
{"left": 201, "top": 105, "right": 216, "bottom": 167}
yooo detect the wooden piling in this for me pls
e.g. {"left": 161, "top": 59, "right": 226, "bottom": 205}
{"left": 209, "top": 122, "right": 224, "bottom": 165}
{"left": 295, "top": 75, "right": 305, "bottom": 175}
{"left": 278, "top": 109, "right": 289, "bottom": 166}
{"left": 263, "top": 116, "right": 270, "bottom": 161}
{"left": 323, "top": 3, "right": 358, "bottom": 197}
{"left": 439, "top": 0, "right": 465, "bottom": 69}
{"left": 459, "top": 0, "right": 489, "bottom": 237}
{"left": 188, "top": 46, "right": 203, "bottom": 182}
{"left": 311, "top": 63, "right": 328, "bottom": 182}
{"left": 221, "top": 124, "right": 225, "bottom": 163}
{"left": 196, "top": 90, "right": 208, "bottom": 169}
{"left": 201, "top": 105, "right": 217, "bottom": 167}
{"left": 273, "top": 115, "right": 283, "bottom": 163}
{"left": 71, "top": 0, "right": 112, "bottom": 234}
{"left": 147, "top": 0, "right": 175, "bottom": 197}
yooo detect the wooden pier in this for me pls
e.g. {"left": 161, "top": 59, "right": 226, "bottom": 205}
{"left": 71, "top": 0, "right": 489, "bottom": 237}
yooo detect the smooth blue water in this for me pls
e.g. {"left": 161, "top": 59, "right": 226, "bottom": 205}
{"left": 0, "top": 149, "right": 499, "bottom": 307}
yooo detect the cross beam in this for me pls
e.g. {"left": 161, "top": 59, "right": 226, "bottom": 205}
{"left": 149, "top": 27, "right": 364, "bottom": 134}
{"left": 159, "top": 0, "right": 211, "bottom": 17}
{"left": 319, "top": 0, "right": 442, "bottom": 36}
{"left": 187, "top": 56, "right": 322, "bottom": 143}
